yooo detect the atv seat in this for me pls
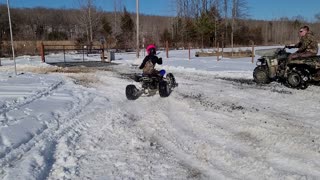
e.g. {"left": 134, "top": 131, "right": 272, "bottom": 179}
{"left": 139, "top": 74, "right": 161, "bottom": 82}
{"left": 142, "top": 73, "right": 163, "bottom": 79}
{"left": 289, "top": 56, "right": 320, "bottom": 69}
{"left": 291, "top": 55, "right": 320, "bottom": 61}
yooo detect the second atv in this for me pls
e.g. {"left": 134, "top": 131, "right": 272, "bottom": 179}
{"left": 253, "top": 47, "right": 320, "bottom": 89}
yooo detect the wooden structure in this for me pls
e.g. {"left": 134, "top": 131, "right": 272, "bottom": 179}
{"left": 39, "top": 43, "right": 108, "bottom": 63}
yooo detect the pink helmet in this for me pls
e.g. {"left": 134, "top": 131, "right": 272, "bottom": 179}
{"left": 146, "top": 44, "right": 156, "bottom": 55}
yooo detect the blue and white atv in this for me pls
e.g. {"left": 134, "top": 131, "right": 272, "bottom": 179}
{"left": 126, "top": 71, "right": 178, "bottom": 100}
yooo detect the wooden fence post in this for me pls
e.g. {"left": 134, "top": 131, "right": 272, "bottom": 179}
{"left": 82, "top": 45, "right": 85, "bottom": 62}
{"left": 40, "top": 42, "right": 45, "bottom": 62}
{"left": 217, "top": 42, "right": 220, "bottom": 61}
{"left": 63, "top": 45, "right": 66, "bottom": 63}
{"left": 188, "top": 43, "right": 191, "bottom": 60}
{"left": 166, "top": 41, "right": 169, "bottom": 58}
{"left": 101, "top": 44, "right": 105, "bottom": 62}
{"left": 251, "top": 41, "right": 255, "bottom": 63}
{"left": 222, "top": 41, "right": 224, "bottom": 59}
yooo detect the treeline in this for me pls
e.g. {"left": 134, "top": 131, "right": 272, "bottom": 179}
{"left": 1, "top": 1, "right": 320, "bottom": 56}
{"left": 0, "top": 3, "right": 173, "bottom": 55}
{"left": 174, "top": 0, "right": 320, "bottom": 48}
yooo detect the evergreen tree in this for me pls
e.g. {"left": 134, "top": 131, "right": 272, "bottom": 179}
{"left": 234, "top": 24, "right": 263, "bottom": 45}
{"left": 196, "top": 8, "right": 219, "bottom": 48}
{"left": 101, "top": 16, "right": 112, "bottom": 37}
{"left": 172, "top": 17, "right": 183, "bottom": 48}
{"left": 160, "top": 28, "right": 172, "bottom": 47}
{"left": 184, "top": 19, "right": 197, "bottom": 45}
{"left": 116, "top": 7, "right": 134, "bottom": 50}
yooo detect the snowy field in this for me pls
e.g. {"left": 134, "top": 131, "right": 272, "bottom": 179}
{"left": 0, "top": 47, "right": 320, "bottom": 179}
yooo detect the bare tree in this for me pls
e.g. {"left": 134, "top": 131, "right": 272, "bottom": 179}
{"left": 113, "top": 0, "right": 123, "bottom": 36}
{"left": 315, "top": 13, "right": 320, "bottom": 22}
{"left": 76, "top": 0, "right": 103, "bottom": 45}
{"left": 231, "top": 0, "right": 236, "bottom": 53}
{"left": 231, "top": 0, "right": 248, "bottom": 52}
{"left": 214, "top": 0, "right": 220, "bottom": 47}
{"left": 223, "top": 0, "right": 228, "bottom": 45}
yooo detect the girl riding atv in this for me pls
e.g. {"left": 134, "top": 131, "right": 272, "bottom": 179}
{"left": 126, "top": 44, "right": 178, "bottom": 100}
{"left": 139, "top": 44, "right": 164, "bottom": 76}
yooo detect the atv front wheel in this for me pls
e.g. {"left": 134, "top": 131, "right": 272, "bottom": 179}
{"left": 126, "top": 84, "right": 141, "bottom": 100}
{"left": 253, "top": 66, "right": 270, "bottom": 84}
{"left": 166, "top": 73, "right": 178, "bottom": 88}
{"left": 287, "top": 70, "right": 309, "bottom": 89}
{"left": 159, "top": 81, "right": 171, "bottom": 97}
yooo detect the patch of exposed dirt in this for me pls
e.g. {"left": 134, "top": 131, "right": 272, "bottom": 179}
{"left": 67, "top": 74, "right": 100, "bottom": 87}
{"left": 18, "top": 66, "right": 92, "bottom": 74}
{"left": 216, "top": 77, "right": 255, "bottom": 85}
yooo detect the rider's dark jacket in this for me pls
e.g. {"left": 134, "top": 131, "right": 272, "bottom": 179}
{"left": 139, "top": 55, "right": 162, "bottom": 75}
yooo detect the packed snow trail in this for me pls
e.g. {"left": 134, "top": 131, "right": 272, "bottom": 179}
{"left": 1, "top": 62, "right": 320, "bottom": 179}
{"left": 47, "top": 65, "right": 320, "bottom": 179}
{"left": 100, "top": 65, "right": 320, "bottom": 179}
{"left": 0, "top": 71, "right": 192, "bottom": 180}
{"left": 47, "top": 72, "right": 192, "bottom": 179}
{"left": 144, "top": 71, "right": 320, "bottom": 179}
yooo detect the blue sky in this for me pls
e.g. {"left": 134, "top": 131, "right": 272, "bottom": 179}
{"left": 7, "top": 0, "right": 176, "bottom": 16}
{"left": 6, "top": 0, "right": 320, "bottom": 21}
{"left": 246, "top": 0, "right": 320, "bottom": 21}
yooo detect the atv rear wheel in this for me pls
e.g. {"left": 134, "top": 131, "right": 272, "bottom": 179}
{"left": 287, "top": 70, "right": 309, "bottom": 89}
{"left": 159, "top": 81, "right": 171, "bottom": 97}
{"left": 126, "top": 84, "right": 141, "bottom": 100}
{"left": 253, "top": 66, "right": 270, "bottom": 84}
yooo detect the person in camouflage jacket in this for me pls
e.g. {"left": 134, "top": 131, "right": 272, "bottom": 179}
{"left": 287, "top": 26, "right": 319, "bottom": 61}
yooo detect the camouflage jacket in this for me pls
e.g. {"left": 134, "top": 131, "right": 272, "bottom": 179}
{"left": 295, "top": 32, "right": 319, "bottom": 54}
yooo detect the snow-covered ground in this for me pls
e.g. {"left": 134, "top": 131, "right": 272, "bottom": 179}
{"left": 0, "top": 47, "right": 320, "bottom": 180}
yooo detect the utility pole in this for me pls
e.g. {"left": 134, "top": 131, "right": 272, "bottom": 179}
{"left": 136, "top": 0, "right": 140, "bottom": 58}
{"left": 7, "top": 0, "right": 17, "bottom": 75}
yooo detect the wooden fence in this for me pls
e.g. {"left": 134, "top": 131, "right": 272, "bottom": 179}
{"left": 39, "top": 43, "right": 107, "bottom": 63}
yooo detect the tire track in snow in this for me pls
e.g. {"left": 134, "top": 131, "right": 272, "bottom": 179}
{"left": 0, "top": 81, "right": 64, "bottom": 122}
{"left": 178, "top": 75, "right": 320, "bottom": 178}
{"left": 73, "top": 107, "right": 190, "bottom": 179}
{"left": 103, "top": 64, "right": 320, "bottom": 179}
{"left": 47, "top": 72, "right": 192, "bottom": 179}
{"left": 0, "top": 82, "right": 96, "bottom": 180}
{"left": 44, "top": 65, "right": 320, "bottom": 179}
{"left": 128, "top": 72, "right": 320, "bottom": 179}
{"left": 133, "top": 97, "right": 240, "bottom": 179}
{"left": 112, "top": 66, "right": 266, "bottom": 179}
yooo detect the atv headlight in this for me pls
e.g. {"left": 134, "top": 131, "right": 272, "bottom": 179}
{"left": 256, "top": 58, "right": 266, "bottom": 66}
